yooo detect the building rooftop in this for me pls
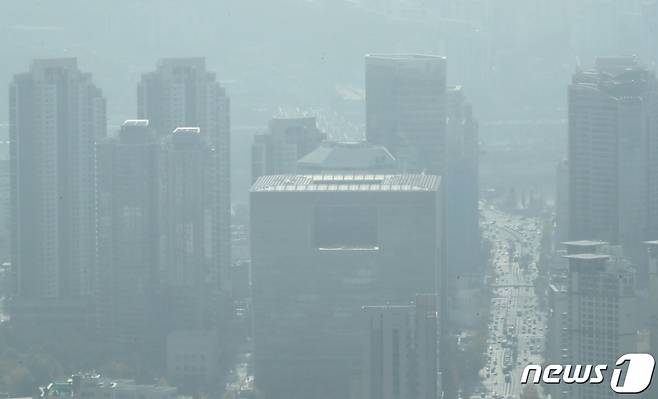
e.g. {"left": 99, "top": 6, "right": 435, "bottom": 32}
{"left": 251, "top": 174, "right": 439, "bottom": 193}
{"left": 122, "top": 119, "right": 149, "bottom": 128}
{"left": 362, "top": 304, "right": 415, "bottom": 311}
{"left": 366, "top": 53, "right": 446, "bottom": 62}
{"left": 562, "top": 253, "right": 610, "bottom": 261}
{"left": 561, "top": 240, "right": 607, "bottom": 247}
{"left": 173, "top": 127, "right": 200, "bottom": 135}
{"left": 297, "top": 141, "right": 397, "bottom": 172}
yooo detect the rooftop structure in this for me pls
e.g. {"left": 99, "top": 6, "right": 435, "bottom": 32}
{"left": 297, "top": 140, "right": 397, "bottom": 173}
{"left": 251, "top": 174, "right": 439, "bottom": 192}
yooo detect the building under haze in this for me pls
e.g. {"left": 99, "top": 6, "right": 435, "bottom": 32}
{"left": 296, "top": 140, "right": 398, "bottom": 174}
{"left": 96, "top": 120, "right": 159, "bottom": 347}
{"left": 251, "top": 116, "right": 325, "bottom": 182}
{"left": 157, "top": 127, "right": 220, "bottom": 334}
{"left": 445, "top": 86, "right": 480, "bottom": 326}
{"left": 561, "top": 241, "right": 637, "bottom": 399}
{"left": 250, "top": 174, "right": 442, "bottom": 399}
{"left": 365, "top": 54, "right": 447, "bottom": 175}
{"left": 138, "top": 58, "right": 231, "bottom": 292}
{"left": 362, "top": 294, "right": 439, "bottom": 399}
{"left": 644, "top": 240, "right": 658, "bottom": 399}
{"left": 9, "top": 58, "right": 106, "bottom": 325}
{"left": 568, "top": 56, "right": 658, "bottom": 263}
{"left": 555, "top": 160, "right": 570, "bottom": 245}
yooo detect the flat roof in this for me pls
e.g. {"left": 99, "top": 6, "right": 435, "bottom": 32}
{"left": 251, "top": 174, "right": 439, "bottom": 193}
{"left": 365, "top": 53, "right": 446, "bottom": 62}
{"left": 173, "top": 127, "right": 200, "bottom": 134}
{"left": 561, "top": 240, "right": 607, "bottom": 247}
{"left": 122, "top": 119, "right": 149, "bottom": 128}
{"left": 562, "top": 253, "right": 609, "bottom": 261}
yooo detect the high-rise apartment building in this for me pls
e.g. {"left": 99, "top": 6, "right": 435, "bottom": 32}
{"left": 362, "top": 294, "right": 439, "bottom": 399}
{"left": 250, "top": 174, "right": 442, "bottom": 399}
{"left": 568, "top": 56, "right": 658, "bottom": 260}
{"left": 158, "top": 127, "right": 218, "bottom": 332}
{"left": 138, "top": 58, "right": 231, "bottom": 292}
{"left": 562, "top": 244, "right": 637, "bottom": 399}
{"left": 9, "top": 58, "right": 106, "bottom": 324}
{"left": 251, "top": 116, "right": 325, "bottom": 182}
{"left": 365, "top": 54, "right": 447, "bottom": 174}
{"left": 96, "top": 120, "right": 159, "bottom": 347}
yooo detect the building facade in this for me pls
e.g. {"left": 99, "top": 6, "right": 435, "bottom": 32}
{"left": 96, "top": 120, "right": 159, "bottom": 347}
{"left": 365, "top": 54, "right": 447, "bottom": 175}
{"left": 138, "top": 58, "right": 231, "bottom": 292}
{"left": 362, "top": 294, "right": 439, "bottom": 399}
{"left": 568, "top": 56, "right": 658, "bottom": 261}
{"left": 562, "top": 244, "right": 637, "bottom": 399}
{"left": 250, "top": 174, "right": 442, "bottom": 399}
{"left": 158, "top": 127, "right": 220, "bottom": 334}
{"left": 9, "top": 58, "right": 106, "bottom": 324}
{"left": 445, "top": 86, "right": 480, "bottom": 327}
{"left": 251, "top": 116, "right": 325, "bottom": 182}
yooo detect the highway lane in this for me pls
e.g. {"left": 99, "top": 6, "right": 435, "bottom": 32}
{"left": 477, "top": 207, "right": 546, "bottom": 399}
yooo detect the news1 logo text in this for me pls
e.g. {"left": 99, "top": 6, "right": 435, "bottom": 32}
{"left": 521, "top": 353, "right": 656, "bottom": 394}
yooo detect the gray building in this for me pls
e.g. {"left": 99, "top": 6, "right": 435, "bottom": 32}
{"left": 96, "top": 120, "right": 159, "bottom": 347}
{"left": 645, "top": 240, "right": 658, "bottom": 399}
{"left": 138, "top": 58, "right": 231, "bottom": 292}
{"left": 562, "top": 244, "right": 637, "bottom": 399}
{"left": 9, "top": 58, "right": 106, "bottom": 325}
{"left": 568, "top": 56, "right": 658, "bottom": 261}
{"left": 250, "top": 174, "right": 442, "bottom": 399}
{"left": 445, "top": 86, "right": 480, "bottom": 311}
{"left": 545, "top": 283, "right": 569, "bottom": 399}
{"left": 158, "top": 127, "right": 220, "bottom": 333}
{"left": 555, "top": 160, "right": 570, "bottom": 245}
{"left": 365, "top": 54, "right": 447, "bottom": 175}
{"left": 251, "top": 116, "right": 325, "bottom": 182}
{"left": 362, "top": 294, "right": 439, "bottom": 399}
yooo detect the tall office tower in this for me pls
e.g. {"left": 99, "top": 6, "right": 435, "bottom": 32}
{"left": 362, "top": 294, "right": 439, "bottom": 399}
{"left": 9, "top": 58, "right": 106, "bottom": 325}
{"left": 96, "top": 120, "right": 159, "bottom": 347}
{"left": 138, "top": 58, "right": 231, "bottom": 292}
{"left": 365, "top": 54, "right": 447, "bottom": 175}
{"left": 158, "top": 127, "right": 218, "bottom": 333}
{"left": 555, "top": 160, "right": 570, "bottom": 245}
{"left": 251, "top": 116, "right": 325, "bottom": 182}
{"left": 251, "top": 174, "right": 442, "bottom": 399}
{"left": 296, "top": 140, "right": 398, "bottom": 174}
{"left": 568, "top": 56, "right": 658, "bottom": 260}
{"left": 445, "top": 86, "right": 480, "bottom": 327}
{"left": 563, "top": 246, "right": 637, "bottom": 399}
